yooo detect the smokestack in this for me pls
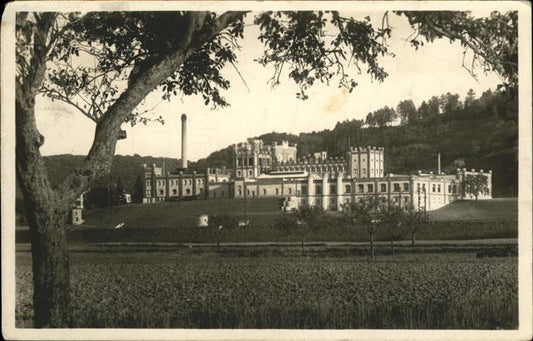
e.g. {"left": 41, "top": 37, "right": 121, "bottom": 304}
{"left": 437, "top": 152, "right": 441, "bottom": 174}
{"left": 181, "top": 114, "right": 188, "bottom": 169}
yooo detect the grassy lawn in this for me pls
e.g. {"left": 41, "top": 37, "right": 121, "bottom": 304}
{"left": 81, "top": 198, "right": 282, "bottom": 229}
{"left": 14, "top": 198, "right": 518, "bottom": 245}
{"left": 428, "top": 198, "right": 517, "bottom": 221}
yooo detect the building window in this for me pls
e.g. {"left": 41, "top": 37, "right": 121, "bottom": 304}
{"left": 186, "top": 189, "right": 191, "bottom": 195}
{"left": 358, "top": 184, "right": 364, "bottom": 193}
{"left": 453, "top": 184, "right": 457, "bottom": 194}
{"left": 345, "top": 185, "right": 351, "bottom": 193}
{"left": 316, "top": 186, "right": 322, "bottom": 195}
{"left": 237, "top": 171, "right": 241, "bottom": 177}
{"left": 247, "top": 189, "right": 250, "bottom": 196}
{"left": 288, "top": 188, "right": 292, "bottom": 194}
{"left": 380, "top": 184, "right": 387, "bottom": 192}
{"left": 302, "top": 186, "right": 308, "bottom": 195}
{"left": 438, "top": 184, "right": 441, "bottom": 193}
{"left": 263, "top": 189, "right": 267, "bottom": 195}
{"left": 403, "top": 183, "right": 409, "bottom": 192}
{"left": 330, "top": 185, "right": 336, "bottom": 194}
{"left": 432, "top": 184, "right": 436, "bottom": 193}
{"left": 367, "top": 184, "right": 374, "bottom": 193}
{"left": 248, "top": 170, "right": 252, "bottom": 176}
{"left": 159, "top": 189, "right": 164, "bottom": 195}
{"left": 393, "top": 183, "right": 400, "bottom": 192}
{"left": 275, "top": 188, "right": 279, "bottom": 195}
{"left": 172, "top": 189, "right": 177, "bottom": 195}
{"left": 297, "top": 190, "right": 301, "bottom": 196}
{"left": 448, "top": 185, "right": 452, "bottom": 193}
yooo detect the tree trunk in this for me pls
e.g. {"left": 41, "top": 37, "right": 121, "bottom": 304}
{"left": 16, "top": 99, "right": 73, "bottom": 327}
{"left": 29, "top": 210, "right": 72, "bottom": 327}
{"left": 411, "top": 231, "right": 416, "bottom": 245}
{"left": 390, "top": 238, "right": 395, "bottom": 255}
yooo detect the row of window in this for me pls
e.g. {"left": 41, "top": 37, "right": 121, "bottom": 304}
{"left": 147, "top": 178, "right": 205, "bottom": 187}
{"left": 353, "top": 158, "right": 383, "bottom": 163}
{"left": 279, "top": 165, "right": 346, "bottom": 172}
{"left": 300, "top": 182, "right": 409, "bottom": 194}
{"left": 236, "top": 157, "right": 262, "bottom": 167}
{"left": 236, "top": 186, "right": 300, "bottom": 196}
{"left": 209, "top": 179, "right": 228, "bottom": 183}
{"left": 236, "top": 170, "right": 254, "bottom": 177}
{"left": 153, "top": 187, "right": 204, "bottom": 196}
{"left": 416, "top": 183, "right": 458, "bottom": 194}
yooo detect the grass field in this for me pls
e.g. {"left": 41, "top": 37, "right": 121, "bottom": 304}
{"left": 14, "top": 198, "right": 518, "bottom": 245}
{"left": 15, "top": 249, "right": 517, "bottom": 329}
{"left": 80, "top": 198, "right": 281, "bottom": 229}
{"left": 428, "top": 198, "right": 517, "bottom": 221}
{"left": 79, "top": 197, "right": 518, "bottom": 229}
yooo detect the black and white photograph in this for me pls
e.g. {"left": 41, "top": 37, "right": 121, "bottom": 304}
{"left": 1, "top": 1, "right": 531, "bottom": 340}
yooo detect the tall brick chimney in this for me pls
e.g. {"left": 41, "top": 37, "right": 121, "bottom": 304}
{"left": 181, "top": 114, "right": 188, "bottom": 169}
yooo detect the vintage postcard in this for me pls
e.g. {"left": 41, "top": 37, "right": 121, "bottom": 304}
{"left": 1, "top": 1, "right": 531, "bottom": 340}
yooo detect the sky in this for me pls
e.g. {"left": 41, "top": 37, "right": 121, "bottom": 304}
{"left": 35, "top": 11, "right": 502, "bottom": 161}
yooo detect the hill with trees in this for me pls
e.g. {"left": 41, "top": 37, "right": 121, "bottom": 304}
{"left": 197, "top": 88, "right": 517, "bottom": 197}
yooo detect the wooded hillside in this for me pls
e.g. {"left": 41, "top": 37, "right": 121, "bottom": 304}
{"left": 197, "top": 88, "right": 518, "bottom": 197}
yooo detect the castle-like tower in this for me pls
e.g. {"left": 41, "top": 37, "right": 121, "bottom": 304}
{"left": 233, "top": 139, "right": 297, "bottom": 179}
{"left": 347, "top": 146, "right": 385, "bottom": 179}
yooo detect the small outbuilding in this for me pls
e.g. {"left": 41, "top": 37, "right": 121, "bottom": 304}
{"left": 197, "top": 214, "right": 209, "bottom": 227}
